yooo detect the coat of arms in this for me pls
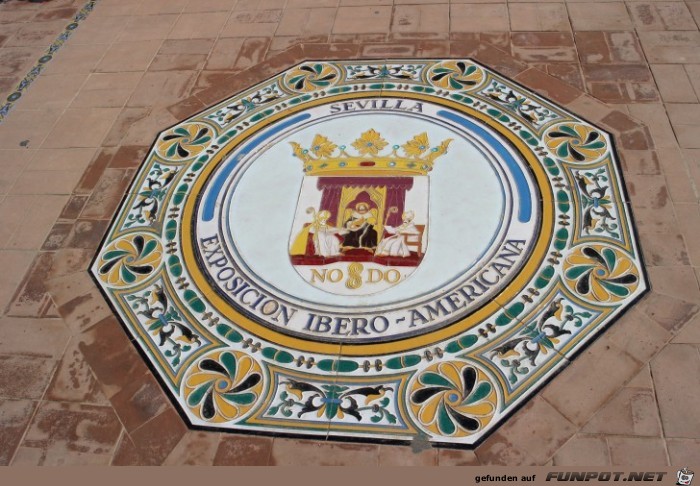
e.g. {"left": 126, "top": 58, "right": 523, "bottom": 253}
{"left": 288, "top": 129, "right": 452, "bottom": 295}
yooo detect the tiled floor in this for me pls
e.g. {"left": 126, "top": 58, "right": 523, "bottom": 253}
{"left": 0, "top": 0, "right": 699, "bottom": 466}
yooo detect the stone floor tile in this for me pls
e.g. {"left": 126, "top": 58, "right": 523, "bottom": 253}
{"left": 78, "top": 316, "right": 150, "bottom": 400}
{"left": 672, "top": 311, "right": 700, "bottom": 343}
{"left": 0, "top": 109, "right": 62, "bottom": 150}
{"left": 167, "top": 12, "right": 229, "bottom": 40}
{"left": 437, "top": 448, "right": 480, "bottom": 466}
{"left": 184, "top": 0, "right": 238, "bottom": 12}
{"left": 568, "top": 2, "right": 633, "bottom": 31}
{"left": 20, "top": 401, "right": 121, "bottom": 466}
{"left": 163, "top": 431, "right": 221, "bottom": 466}
{"left": 0, "top": 317, "right": 69, "bottom": 359}
{"left": 0, "top": 399, "right": 37, "bottom": 466}
{"left": 96, "top": 40, "right": 163, "bottom": 73}
{"left": 542, "top": 343, "right": 642, "bottom": 427}
{"left": 277, "top": 8, "right": 337, "bottom": 36}
{"left": 332, "top": 6, "right": 392, "bottom": 34}
{"left": 651, "top": 343, "right": 700, "bottom": 438}
{"left": 607, "top": 437, "right": 669, "bottom": 466}
{"left": 604, "top": 307, "right": 672, "bottom": 363}
{"left": 582, "top": 387, "right": 663, "bottom": 437}
{"left": 41, "top": 108, "right": 122, "bottom": 149}
{"left": 138, "top": 0, "right": 187, "bottom": 15}
{"left": 552, "top": 436, "right": 611, "bottom": 466}
{"left": 650, "top": 65, "right": 698, "bottom": 103}
{"left": 628, "top": 2, "right": 697, "bottom": 31}
{"left": 391, "top": 4, "right": 449, "bottom": 34}
{"left": 126, "top": 71, "right": 197, "bottom": 108}
{"left": 213, "top": 435, "right": 272, "bottom": 465}
{"left": 450, "top": 4, "right": 509, "bottom": 32}
{"left": 638, "top": 31, "right": 700, "bottom": 64}
{"left": 0, "top": 354, "right": 56, "bottom": 400}
{"left": 45, "top": 337, "right": 109, "bottom": 405}
{"left": 647, "top": 266, "right": 700, "bottom": 304}
{"left": 113, "top": 408, "right": 187, "bottom": 466}
{"left": 0, "top": 250, "right": 35, "bottom": 311}
{"left": 71, "top": 72, "right": 144, "bottom": 109}
{"left": 116, "top": 14, "right": 178, "bottom": 42}
{"left": 220, "top": 9, "right": 282, "bottom": 37}
{"left": 0, "top": 195, "right": 70, "bottom": 250}
{"left": 627, "top": 104, "right": 680, "bottom": 149}
{"left": 666, "top": 438, "right": 700, "bottom": 465}
{"left": 509, "top": 3, "right": 570, "bottom": 32}
{"left": 476, "top": 397, "right": 576, "bottom": 465}
{"left": 378, "top": 444, "right": 438, "bottom": 466}
{"left": 270, "top": 438, "right": 379, "bottom": 466}
{"left": 46, "top": 272, "right": 112, "bottom": 334}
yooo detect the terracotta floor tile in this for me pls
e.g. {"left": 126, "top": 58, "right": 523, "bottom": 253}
{"left": 647, "top": 266, "right": 700, "bottom": 304}
{"left": 277, "top": 8, "right": 337, "bottom": 36}
{"left": 0, "top": 316, "right": 69, "bottom": 359}
{"left": 270, "top": 438, "right": 379, "bottom": 466}
{"left": 0, "top": 354, "right": 56, "bottom": 400}
{"left": 651, "top": 344, "right": 700, "bottom": 438}
{"left": 0, "top": 399, "right": 37, "bottom": 465}
{"left": 628, "top": 2, "right": 697, "bottom": 31}
{"left": 4, "top": 19, "right": 67, "bottom": 48}
{"left": 553, "top": 436, "right": 611, "bottom": 466}
{"left": 391, "top": 4, "right": 449, "bottom": 34}
{"left": 582, "top": 386, "right": 663, "bottom": 437}
{"left": 45, "top": 338, "right": 110, "bottom": 405}
{"left": 0, "top": 109, "right": 62, "bottom": 150}
{"left": 126, "top": 71, "right": 197, "bottom": 108}
{"left": 71, "top": 72, "right": 144, "bottom": 109}
{"left": 96, "top": 40, "right": 163, "bottom": 73}
{"left": 220, "top": 9, "right": 282, "bottom": 37}
{"left": 42, "top": 108, "right": 122, "bottom": 149}
{"left": 378, "top": 444, "right": 438, "bottom": 466}
{"left": 213, "top": 435, "right": 272, "bottom": 465}
{"left": 608, "top": 437, "right": 668, "bottom": 466}
{"left": 650, "top": 64, "right": 698, "bottom": 103}
{"left": 0, "top": 195, "right": 69, "bottom": 250}
{"left": 204, "top": 37, "right": 246, "bottom": 70}
{"left": 604, "top": 307, "right": 673, "bottom": 363}
{"left": 450, "top": 4, "right": 509, "bottom": 32}
{"left": 672, "top": 308, "right": 700, "bottom": 343}
{"left": 0, "top": 250, "right": 35, "bottom": 311}
{"left": 666, "top": 438, "right": 700, "bottom": 465}
{"left": 0, "top": 149, "right": 33, "bottom": 195}
{"left": 167, "top": 12, "right": 229, "bottom": 40}
{"left": 46, "top": 271, "right": 112, "bottom": 334}
{"left": 627, "top": 104, "right": 680, "bottom": 149}
{"left": 137, "top": 0, "right": 187, "bottom": 16}
{"left": 117, "top": 408, "right": 187, "bottom": 466}
{"left": 163, "top": 431, "right": 221, "bottom": 466}
{"left": 568, "top": 2, "right": 633, "bottom": 31}
{"left": 20, "top": 401, "right": 121, "bottom": 466}
{"left": 184, "top": 0, "right": 238, "bottom": 13}
{"left": 332, "top": 6, "right": 392, "bottom": 34}
{"left": 437, "top": 448, "right": 480, "bottom": 466}
{"left": 509, "top": 3, "right": 571, "bottom": 32}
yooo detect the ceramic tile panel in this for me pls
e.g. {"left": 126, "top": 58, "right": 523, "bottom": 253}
{"left": 91, "top": 59, "right": 647, "bottom": 447}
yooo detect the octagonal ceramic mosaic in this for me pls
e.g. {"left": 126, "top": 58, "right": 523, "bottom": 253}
{"left": 91, "top": 59, "right": 648, "bottom": 447}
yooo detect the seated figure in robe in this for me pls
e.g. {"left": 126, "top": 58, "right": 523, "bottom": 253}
{"left": 342, "top": 202, "right": 378, "bottom": 251}
{"left": 376, "top": 210, "right": 419, "bottom": 257}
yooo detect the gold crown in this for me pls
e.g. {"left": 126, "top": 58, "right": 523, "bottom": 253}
{"left": 290, "top": 129, "right": 452, "bottom": 176}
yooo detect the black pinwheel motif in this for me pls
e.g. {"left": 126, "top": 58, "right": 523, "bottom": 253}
{"left": 156, "top": 122, "right": 212, "bottom": 161}
{"left": 564, "top": 245, "right": 639, "bottom": 303}
{"left": 284, "top": 63, "right": 339, "bottom": 93}
{"left": 545, "top": 123, "right": 607, "bottom": 163}
{"left": 410, "top": 362, "right": 497, "bottom": 437}
{"left": 428, "top": 61, "right": 484, "bottom": 91}
{"left": 98, "top": 234, "right": 162, "bottom": 286}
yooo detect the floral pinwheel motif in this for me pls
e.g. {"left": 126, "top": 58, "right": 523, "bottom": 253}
{"left": 352, "top": 129, "right": 388, "bottom": 156}
{"left": 184, "top": 350, "right": 263, "bottom": 423}
{"left": 427, "top": 61, "right": 485, "bottom": 91}
{"left": 97, "top": 234, "right": 162, "bottom": 286}
{"left": 283, "top": 63, "right": 340, "bottom": 93}
{"left": 545, "top": 123, "right": 607, "bottom": 163}
{"left": 564, "top": 245, "right": 640, "bottom": 303}
{"left": 155, "top": 122, "right": 212, "bottom": 161}
{"left": 409, "top": 362, "right": 497, "bottom": 437}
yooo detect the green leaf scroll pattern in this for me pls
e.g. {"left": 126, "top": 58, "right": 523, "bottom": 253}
{"left": 544, "top": 123, "right": 607, "bottom": 163}
{"left": 155, "top": 122, "right": 212, "bottom": 161}
{"left": 574, "top": 169, "right": 620, "bottom": 239}
{"left": 427, "top": 61, "right": 485, "bottom": 91}
{"left": 563, "top": 245, "right": 639, "bottom": 304}
{"left": 97, "top": 234, "right": 162, "bottom": 287}
{"left": 409, "top": 362, "right": 497, "bottom": 437}
{"left": 488, "top": 298, "right": 593, "bottom": 386}
{"left": 283, "top": 63, "right": 340, "bottom": 93}
{"left": 268, "top": 380, "right": 398, "bottom": 425}
{"left": 184, "top": 350, "right": 263, "bottom": 423}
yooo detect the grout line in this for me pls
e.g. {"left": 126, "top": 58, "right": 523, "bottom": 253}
{"left": 0, "top": 0, "right": 102, "bottom": 124}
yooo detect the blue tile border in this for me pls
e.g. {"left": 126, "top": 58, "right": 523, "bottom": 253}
{"left": 0, "top": 0, "right": 101, "bottom": 124}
